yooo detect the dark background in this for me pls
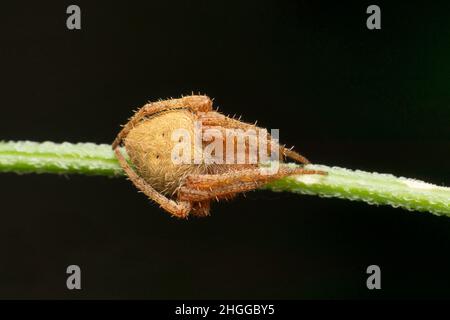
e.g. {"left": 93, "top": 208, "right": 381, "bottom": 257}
{"left": 0, "top": 0, "right": 449, "bottom": 299}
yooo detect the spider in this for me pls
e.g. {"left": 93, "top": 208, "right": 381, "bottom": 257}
{"left": 112, "top": 95, "right": 324, "bottom": 218}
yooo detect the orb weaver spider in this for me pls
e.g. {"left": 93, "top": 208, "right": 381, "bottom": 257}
{"left": 112, "top": 95, "right": 324, "bottom": 218}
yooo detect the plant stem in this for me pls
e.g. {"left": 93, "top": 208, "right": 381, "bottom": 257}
{"left": 263, "top": 164, "right": 450, "bottom": 216}
{"left": 0, "top": 140, "right": 122, "bottom": 176}
{"left": 1, "top": 141, "right": 449, "bottom": 216}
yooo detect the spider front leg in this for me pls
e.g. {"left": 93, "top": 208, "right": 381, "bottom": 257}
{"left": 112, "top": 95, "right": 212, "bottom": 149}
{"left": 178, "top": 167, "right": 326, "bottom": 202}
{"left": 114, "top": 148, "right": 192, "bottom": 218}
{"left": 199, "top": 111, "right": 310, "bottom": 164}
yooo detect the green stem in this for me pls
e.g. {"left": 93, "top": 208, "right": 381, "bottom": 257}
{"left": 263, "top": 164, "right": 450, "bottom": 216}
{"left": 1, "top": 141, "right": 449, "bottom": 216}
{"left": 0, "top": 140, "right": 122, "bottom": 177}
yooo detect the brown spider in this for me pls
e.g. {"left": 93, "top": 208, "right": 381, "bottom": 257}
{"left": 112, "top": 95, "right": 324, "bottom": 218}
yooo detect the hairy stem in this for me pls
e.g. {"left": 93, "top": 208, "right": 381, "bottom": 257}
{"left": 0, "top": 141, "right": 122, "bottom": 176}
{"left": 263, "top": 164, "right": 449, "bottom": 216}
{"left": 1, "top": 141, "right": 449, "bottom": 216}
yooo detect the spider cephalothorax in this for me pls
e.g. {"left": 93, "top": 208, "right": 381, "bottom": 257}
{"left": 112, "top": 95, "right": 323, "bottom": 218}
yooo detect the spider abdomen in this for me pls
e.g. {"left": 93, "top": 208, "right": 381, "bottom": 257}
{"left": 124, "top": 110, "right": 204, "bottom": 195}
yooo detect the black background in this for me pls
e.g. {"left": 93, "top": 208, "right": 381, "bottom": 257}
{"left": 0, "top": 1, "right": 449, "bottom": 299}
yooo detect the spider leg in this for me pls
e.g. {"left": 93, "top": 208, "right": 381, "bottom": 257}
{"left": 199, "top": 111, "right": 310, "bottom": 164}
{"left": 185, "top": 167, "right": 325, "bottom": 189}
{"left": 179, "top": 181, "right": 258, "bottom": 202}
{"left": 115, "top": 148, "right": 192, "bottom": 218}
{"left": 178, "top": 167, "right": 325, "bottom": 202}
{"left": 191, "top": 200, "right": 211, "bottom": 217}
{"left": 112, "top": 95, "right": 213, "bottom": 149}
